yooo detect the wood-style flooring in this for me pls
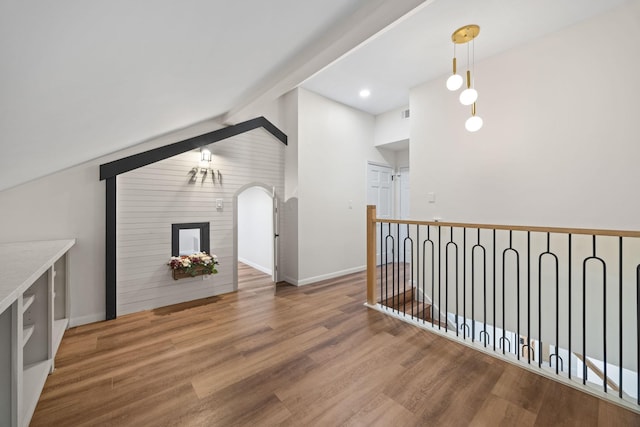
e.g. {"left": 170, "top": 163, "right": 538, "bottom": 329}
{"left": 31, "top": 265, "right": 639, "bottom": 426}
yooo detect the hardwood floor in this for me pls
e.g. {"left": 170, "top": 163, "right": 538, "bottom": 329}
{"left": 32, "top": 267, "right": 639, "bottom": 426}
{"left": 237, "top": 262, "right": 275, "bottom": 291}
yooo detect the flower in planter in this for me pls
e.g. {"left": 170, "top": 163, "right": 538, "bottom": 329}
{"left": 168, "top": 251, "right": 219, "bottom": 276}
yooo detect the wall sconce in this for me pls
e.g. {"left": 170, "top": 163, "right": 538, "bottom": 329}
{"left": 201, "top": 148, "right": 212, "bottom": 162}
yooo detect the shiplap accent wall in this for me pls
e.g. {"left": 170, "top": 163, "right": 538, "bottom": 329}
{"left": 116, "top": 129, "right": 285, "bottom": 315}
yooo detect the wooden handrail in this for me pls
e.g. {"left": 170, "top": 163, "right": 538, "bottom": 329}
{"left": 373, "top": 216, "right": 640, "bottom": 238}
{"left": 574, "top": 353, "right": 620, "bottom": 393}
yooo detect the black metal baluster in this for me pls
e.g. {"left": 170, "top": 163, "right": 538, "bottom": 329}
{"left": 525, "top": 231, "right": 532, "bottom": 364}
{"left": 422, "top": 227, "right": 434, "bottom": 326}
{"left": 404, "top": 224, "right": 414, "bottom": 319}
{"left": 455, "top": 227, "right": 460, "bottom": 337}
{"left": 517, "top": 232, "right": 521, "bottom": 361}
{"left": 385, "top": 225, "right": 395, "bottom": 312}
{"left": 445, "top": 229, "right": 458, "bottom": 333}
{"left": 603, "top": 239, "right": 608, "bottom": 394}
{"left": 500, "top": 232, "right": 510, "bottom": 355}
{"left": 438, "top": 225, "right": 442, "bottom": 329}
{"left": 568, "top": 234, "right": 572, "bottom": 379}
{"left": 416, "top": 225, "right": 420, "bottom": 322}
{"left": 472, "top": 228, "right": 487, "bottom": 344}
{"left": 527, "top": 231, "right": 531, "bottom": 364}
{"left": 539, "top": 234, "right": 545, "bottom": 369}
{"left": 482, "top": 229, "right": 487, "bottom": 346}
{"left": 582, "top": 239, "right": 588, "bottom": 385}
{"left": 493, "top": 229, "right": 496, "bottom": 352}
{"left": 383, "top": 223, "right": 387, "bottom": 310}
{"left": 471, "top": 230, "right": 476, "bottom": 341}
{"left": 540, "top": 233, "right": 559, "bottom": 371}
{"left": 463, "top": 228, "right": 467, "bottom": 339}
{"left": 618, "top": 237, "right": 623, "bottom": 398}
{"left": 380, "top": 220, "right": 383, "bottom": 308}
{"left": 398, "top": 223, "right": 404, "bottom": 316}
{"left": 554, "top": 240, "right": 561, "bottom": 374}
{"left": 582, "top": 235, "right": 607, "bottom": 390}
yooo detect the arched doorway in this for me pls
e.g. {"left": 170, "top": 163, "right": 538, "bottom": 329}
{"left": 233, "top": 183, "right": 279, "bottom": 290}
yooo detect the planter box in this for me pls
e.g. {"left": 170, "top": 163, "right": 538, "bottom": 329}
{"left": 172, "top": 265, "right": 213, "bottom": 280}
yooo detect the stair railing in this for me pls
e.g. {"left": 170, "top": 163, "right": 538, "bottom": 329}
{"left": 365, "top": 205, "right": 640, "bottom": 411}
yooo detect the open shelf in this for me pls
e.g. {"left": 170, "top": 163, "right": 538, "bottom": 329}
{"left": 22, "top": 295, "right": 35, "bottom": 313}
{"left": 22, "top": 325, "right": 35, "bottom": 347}
{"left": 53, "top": 318, "right": 69, "bottom": 356}
{"left": 0, "top": 239, "right": 75, "bottom": 427}
{"left": 22, "top": 360, "right": 51, "bottom": 424}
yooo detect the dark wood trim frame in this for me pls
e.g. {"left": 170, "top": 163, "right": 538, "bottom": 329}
{"left": 100, "top": 116, "right": 287, "bottom": 320}
{"left": 171, "top": 222, "right": 210, "bottom": 257}
{"left": 105, "top": 177, "right": 117, "bottom": 320}
{"left": 100, "top": 116, "right": 287, "bottom": 180}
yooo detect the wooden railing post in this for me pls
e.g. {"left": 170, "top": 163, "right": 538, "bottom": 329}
{"left": 367, "top": 205, "right": 377, "bottom": 306}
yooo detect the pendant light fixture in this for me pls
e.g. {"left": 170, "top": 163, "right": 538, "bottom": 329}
{"left": 446, "top": 44, "right": 463, "bottom": 91}
{"left": 447, "top": 24, "right": 483, "bottom": 131}
{"left": 465, "top": 103, "right": 483, "bottom": 132}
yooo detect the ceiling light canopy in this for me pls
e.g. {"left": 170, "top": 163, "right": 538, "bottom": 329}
{"left": 447, "top": 24, "right": 483, "bottom": 132}
{"left": 359, "top": 89, "right": 371, "bottom": 98}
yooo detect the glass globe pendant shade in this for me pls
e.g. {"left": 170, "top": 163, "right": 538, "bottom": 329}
{"left": 465, "top": 115, "right": 483, "bottom": 132}
{"left": 446, "top": 74, "right": 463, "bottom": 91}
{"left": 459, "top": 88, "right": 478, "bottom": 106}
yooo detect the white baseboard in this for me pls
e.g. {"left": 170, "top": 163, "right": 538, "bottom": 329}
{"left": 281, "top": 275, "right": 299, "bottom": 286}
{"left": 69, "top": 313, "right": 104, "bottom": 327}
{"left": 238, "top": 257, "right": 272, "bottom": 276}
{"left": 297, "top": 265, "right": 366, "bottom": 286}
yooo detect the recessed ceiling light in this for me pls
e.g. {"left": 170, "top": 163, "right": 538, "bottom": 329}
{"left": 359, "top": 89, "right": 371, "bottom": 98}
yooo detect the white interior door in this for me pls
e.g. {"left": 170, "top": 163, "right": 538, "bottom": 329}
{"left": 367, "top": 162, "right": 393, "bottom": 265}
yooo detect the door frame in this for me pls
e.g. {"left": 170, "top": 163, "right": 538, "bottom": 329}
{"left": 233, "top": 182, "right": 280, "bottom": 290}
{"left": 366, "top": 161, "right": 394, "bottom": 265}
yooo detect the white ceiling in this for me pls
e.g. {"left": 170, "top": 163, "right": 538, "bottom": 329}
{"left": 0, "top": 0, "right": 629, "bottom": 191}
{"left": 0, "top": 0, "right": 423, "bottom": 191}
{"left": 302, "top": 0, "right": 629, "bottom": 115}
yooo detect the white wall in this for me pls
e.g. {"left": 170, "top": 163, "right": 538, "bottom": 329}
{"left": 410, "top": 1, "right": 640, "bottom": 230}
{"left": 117, "top": 129, "right": 284, "bottom": 315}
{"left": 0, "top": 104, "right": 290, "bottom": 324}
{"left": 0, "top": 118, "right": 234, "bottom": 325}
{"left": 280, "top": 89, "right": 299, "bottom": 284}
{"left": 374, "top": 105, "right": 410, "bottom": 147}
{"left": 238, "top": 186, "right": 273, "bottom": 275}
{"left": 395, "top": 149, "right": 410, "bottom": 169}
{"left": 297, "top": 88, "right": 394, "bottom": 284}
{"left": 409, "top": 1, "right": 640, "bottom": 368}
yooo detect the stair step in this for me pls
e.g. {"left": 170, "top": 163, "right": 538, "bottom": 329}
{"left": 379, "top": 287, "right": 414, "bottom": 309}
{"left": 379, "top": 287, "right": 449, "bottom": 328}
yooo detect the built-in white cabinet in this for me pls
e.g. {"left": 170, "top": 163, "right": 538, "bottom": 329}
{"left": 0, "top": 239, "right": 75, "bottom": 427}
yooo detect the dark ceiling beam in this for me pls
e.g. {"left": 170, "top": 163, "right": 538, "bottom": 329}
{"left": 99, "top": 116, "right": 287, "bottom": 180}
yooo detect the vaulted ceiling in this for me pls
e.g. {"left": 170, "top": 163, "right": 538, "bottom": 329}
{"left": 0, "top": 0, "right": 628, "bottom": 192}
{"left": 0, "top": 0, "right": 424, "bottom": 191}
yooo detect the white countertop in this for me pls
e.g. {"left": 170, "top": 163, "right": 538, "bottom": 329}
{"left": 0, "top": 239, "right": 75, "bottom": 314}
